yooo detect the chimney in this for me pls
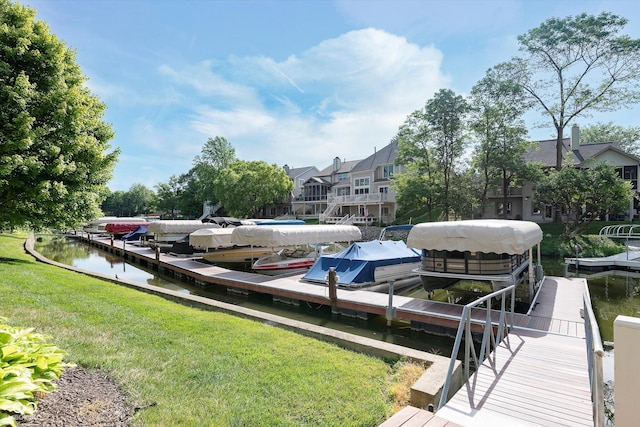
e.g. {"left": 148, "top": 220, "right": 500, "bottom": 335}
{"left": 283, "top": 164, "right": 290, "bottom": 174}
{"left": 571, "top": 125, "right": 580, "bottom": 150}
{"left": 333, "top": 157, "right": 341, "bottom": 172}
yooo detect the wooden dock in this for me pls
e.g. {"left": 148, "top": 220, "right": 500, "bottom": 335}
{"left": 77, "top": 235, "right": 595, "bottom": 426}
{"left": 432, "top": 276, "right": 593, "bottom": 426}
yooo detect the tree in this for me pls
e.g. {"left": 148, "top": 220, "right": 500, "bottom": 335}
{"left": 123, "top": 184, "right": 156, "bottom": 217}
{"left": 214, "top": 161, "right": 293, "bottom": 218}
{"left": 425, "top": 89, "right": 470, "bottom": 219}
{"left": 155, "top": 176, "right": 182, "bottom": 219}
{"left": 470, "top": 65, "right": 541, "bottom": 218}
{"left": 192, "top": 136, "right": 236, "bottom": 205}
{"left": 505, "top": 12, "right": 640, "bottom": 171}
{"left": 580, "top": 122, "right": 640, "bottom": 156}
{"left": 536, "top": 164, "right": 633, "bottom": 236}
{"left": 395, "top": 89, "right": 469, "bottom": 221}
{"left": 0, "top": 1, "right": 119, "bottom": 230}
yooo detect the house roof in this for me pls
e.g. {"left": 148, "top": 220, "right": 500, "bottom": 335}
{"left": 524, "top": 138, "right": 637, "bottom": 167}
{"left": 286, "top": 166, "right": 317, "bottom": 179}
{"left": 350, "top": 139, "right": 398, "bottom": 173}
{"left": 316, "top": 159, "right": 361, "bottom": 177}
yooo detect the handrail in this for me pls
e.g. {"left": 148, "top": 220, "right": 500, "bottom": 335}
{"left": 583, "top": 292, "right": 605, "bottom": 427}
{"left": 599, "top": 224, "right": 640, "bottom": 239}
{"left": 437, "top": 284, "right": 516, "bottom": 409}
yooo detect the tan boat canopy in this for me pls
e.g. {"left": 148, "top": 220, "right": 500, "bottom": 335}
{"left": 406, "top": 220, "right": 543, "bottom": 255}
{"left": 189, "top": 228, "right": 235, "bottom": 249}
{"left": 147, "top": 220, "right": 216, "bottom": 234}
{"left": 231, "top": 225, "right": 362, "bottom": 247}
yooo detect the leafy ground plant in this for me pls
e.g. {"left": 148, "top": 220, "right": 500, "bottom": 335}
{"left": 0, "top": 318, "right": 72, "bottom": 427}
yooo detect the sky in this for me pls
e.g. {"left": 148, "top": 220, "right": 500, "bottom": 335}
{"left": 20, "top": 0, "right": 640, "bottom": 191}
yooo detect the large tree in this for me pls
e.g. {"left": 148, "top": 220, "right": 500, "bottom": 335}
{"left": 192, "top": 136, "right": 236, "bottom": 206}
{"left": 395, "top": 89, "right": 469, "bottom": 221}
{"left": 214, "top": 160, "right": 293, "bottom": 218}
{"left": 470, "top": 65, "right": 541, "bottom": 218}
{"left": 0, "top": 1, "right": 118, "bottom": 230}
{"left": 505, "top": 12, "right": 640, "bottom": 171}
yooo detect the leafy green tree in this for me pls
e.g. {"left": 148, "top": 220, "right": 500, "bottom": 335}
{"left": 536, "top": 163, "right": 633, "bottom": 236}
{"left": 101, "top": 190, "right": 126, "bottom": 216}
{"left": 504, "top": 12, "right": 640, "bottom": 171}
{"left": 470, "top": 65, "right": 541, "bottom": 218}
{"left": 426, "top": 89, "right": 470, "bottom": 219}
{"left": 0, "top": 1, "right": 119, "bottom": 230}
{"left": 395, "top": 125, "right": 442, "bottom": 221}
{"left": 193, "top": 136, "right": 236, "bottom": 205}
{"left": 580, "top": 122, "right": 640, "bottom": 156}
{"left": 214, "top": 161, "right": 293, "bottom": 218}
{"left": 123, "top": 184, "right": 157, "bottom": 217}
{"left": 395, "top": 89, "right": 469, "bottom": 220}
{"left": 155, "top": 176, "right": 182, "bottom": 219}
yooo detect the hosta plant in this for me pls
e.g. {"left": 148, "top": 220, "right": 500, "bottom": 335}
{"left": 0, "top": 318, "right": 73, "bottom": 427}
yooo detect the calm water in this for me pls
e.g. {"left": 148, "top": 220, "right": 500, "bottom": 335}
{"left": 34, "top": 235, "right": 456, "bottom": 356}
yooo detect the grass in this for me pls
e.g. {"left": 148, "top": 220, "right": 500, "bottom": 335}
{"left": 0, "top": 233, "right": 413, "bottom": 426}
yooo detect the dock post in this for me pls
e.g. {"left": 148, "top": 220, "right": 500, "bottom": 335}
{"left": 386, "top": 280, "right": 395, "bottom": 326}
{"left": 154, "top": 246, "right": 160, "bottom": 271}
{"left": 328, "top": 267, "right": 338, "bottom": 314}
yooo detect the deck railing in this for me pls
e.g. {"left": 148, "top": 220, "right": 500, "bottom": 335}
{"left": 437, "top": 284, "right": 516, "bottom": 409}
{"left": 583, "top": 292, "right": 605, "bottom": 427}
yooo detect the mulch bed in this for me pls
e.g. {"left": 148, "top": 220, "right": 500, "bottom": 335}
{"left": 15, "top": 367, "right": 134, "bottom": 426}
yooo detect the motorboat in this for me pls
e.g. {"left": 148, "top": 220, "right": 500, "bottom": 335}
{"left": 302, "top": 239, "right": 422, "bottom": 290}
{"left": 83, "top": 217, "right": 147, "bottom": 234}
{"left": 105, "top": 222, "right": 149, "bottom": 237}
{"left": 121, "top": 225, "right": 151, "bottom": 242}
{"left": 406, "top": 219, "right": 544, "bottom": 294}
{"left": 147, "top": 220, "right": 218, "bottom": 252}
{"left": 231, "top": 224, "right": 362, "bottom": 275}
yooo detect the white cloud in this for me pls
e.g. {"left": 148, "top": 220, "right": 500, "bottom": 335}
{"left": 166, "top": 28, "right": 449, "bottom": 169}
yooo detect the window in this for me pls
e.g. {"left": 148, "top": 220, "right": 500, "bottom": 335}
{"left": 383, "top": 165, "right": 394, "bottom": 178}
{"left": 338, "top": 173, "right": 348, "bottom": 182}
{"left": 379, "top": 186, "right": 389, "bottom": 193}
{"left": 354, "top": 177, "right": 370, "bottom": 195}
{"left": 624, "top": 166, "right": 638, "bottom": 190}
{"left": 496, "top": 202, "right": 512, "bottom": 216}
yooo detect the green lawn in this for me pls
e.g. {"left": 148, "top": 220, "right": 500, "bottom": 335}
{"left": 0, "top": 233, "right": 404, "bottom": 426}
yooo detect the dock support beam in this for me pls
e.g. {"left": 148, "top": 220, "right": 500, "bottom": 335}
{"left": 328, "top": 267, "right": 338, "bottom": 314}
{"left": 386, "top": 280, "right": 395, "bottom": 326}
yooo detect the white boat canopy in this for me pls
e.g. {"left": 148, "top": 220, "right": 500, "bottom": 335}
{"left": 147, "top": 220, "right": 218, "bottom": 234}
{"left": 189, "top": 228, "right": 234, "bottom": 249}
{"left": 406, "top": 219, "right": 543, "bottom": 255}
{"left": 231, "top": 225, "right": 362, "bottom": 247}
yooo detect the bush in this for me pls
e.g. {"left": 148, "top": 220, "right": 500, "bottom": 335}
{"left": 0, "top": 319, "right": 72, "bottom": 427}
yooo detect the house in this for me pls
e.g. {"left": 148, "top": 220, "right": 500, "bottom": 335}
{"left": 294, "top": 157, "right": 361, "bottom": 219}
{"left": 266, "top": 165, "right": 318, "bottom": 218}
{"left": 295, "top": 140, "right": 403, "bottom": 225}
{"left": 481, "top": 125, "right": 640, "bottom": 222}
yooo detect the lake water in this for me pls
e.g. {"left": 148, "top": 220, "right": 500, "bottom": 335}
{"left": 34, "top": 235, "right": 457, "bottom": 357}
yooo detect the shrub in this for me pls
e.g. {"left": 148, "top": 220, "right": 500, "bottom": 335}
{"left": 0, "top": 318, "right": 73, "bottom": 427}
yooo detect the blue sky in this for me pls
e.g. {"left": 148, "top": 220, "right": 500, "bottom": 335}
{"left": 22, "top": 0, "right": 640, "bottom": 191}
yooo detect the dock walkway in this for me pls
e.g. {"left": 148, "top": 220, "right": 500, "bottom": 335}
{"left": 434, "top": 276, "right": 592, "bottom": 426}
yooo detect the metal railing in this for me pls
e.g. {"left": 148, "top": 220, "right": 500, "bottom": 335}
{"left": 583, "top": 292, "right": 605, "bottom": 427}
{"left": 438, "top": 284, "right": 516, "bottom": 409}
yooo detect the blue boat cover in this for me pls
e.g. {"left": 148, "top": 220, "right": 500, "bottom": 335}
{"left": 121, "top": 225, "right": 148, "bottom": 241}
{"left": 302, "top": 240, "right": 421, "bottom": 285}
